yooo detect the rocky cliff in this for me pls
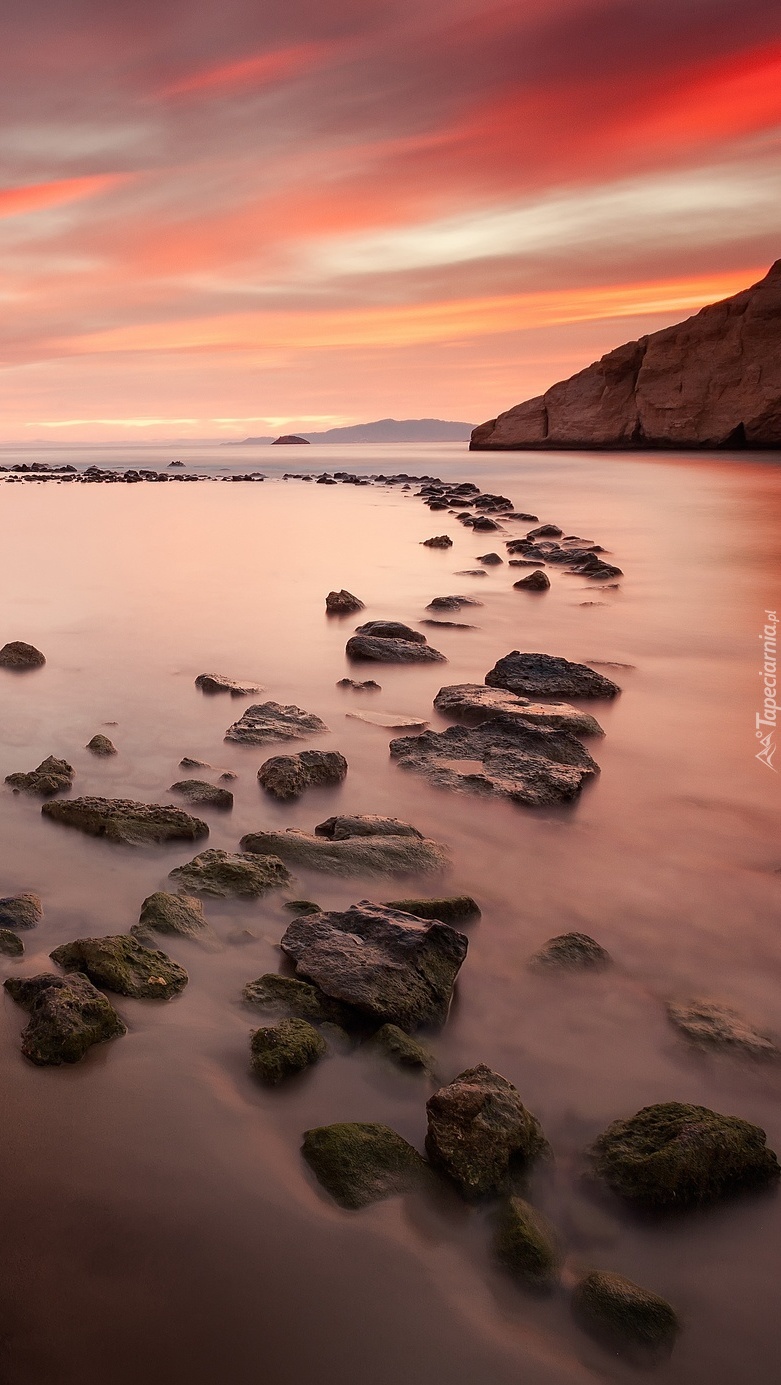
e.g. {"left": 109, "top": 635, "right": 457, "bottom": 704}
{"left": 471, "top": 262, "right": 781, "bottom": 450}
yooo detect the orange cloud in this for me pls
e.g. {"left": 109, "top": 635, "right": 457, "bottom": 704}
{"left": 0, "top": 173, "right": 129, "bottom": 220}
{"left": 635, "top": 41, "right": 781, "bottom": 147}
{"left": 161, "top": 42, "right": 335, "bottom": 98}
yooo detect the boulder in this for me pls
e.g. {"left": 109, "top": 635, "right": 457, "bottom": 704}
{"left": 0, "top": 929, "right": 24, "bottom": 957}
{"left": 195, "top": 673, "right": 261, "bottom": 696}
{"left": 86, "top": 734, "right": 117, "bottom": 756}
{"left": 169, "top": 779, "right": 234, "bottom": 809}
{"left": 384, "top": 895, "right": 481, "bottom": 924}
{"left": 527, "top": 524, "right": 563, "bottom": 539}
{"left": 138, "top": 891, "right": 210, "bottom": 940}
{"left": 240, "top": 824, "right": 447, "bottom": 877}
{"left": 0, "top": 641, "right": 46, "bottom": 669}
{"left": 426, "top": 595, "right": 482, "bottom": 611}
{"left": 513, "top": 570, "right": 551, "bottom": 591}
{"left": 426, "top": 1064, "right": 548, "bottom": 1199}
{"left": 50, "top": 933, "right": 188, "bottom": 999}
{"left": 590, "top": 1101, "right": 780, "bottom": 1207}
{"left": 486, "top": 652, "right": 621, "bottom": 699}
{"left": 6, "top": 756, "right": 74, "bottom": 796}
{"left": 257, "top": 750, "right": 347, "bottom": 800}
{"left": 250, "top": 1018, "right": 327, "bottom": 1084}
{"left": 472, "top": 516, "right": 499, "bottom": 531}
{"left": 433, "top": 684, "right": 604, "bottom": 736}
{"left": 494, "top": 1197, "right": 561, "bottom": 1287}
{"left": 224, "top": 701, "right": 329, "bottom": 744}
{"left": 0, "top": 893, "right": 43, "bottom": 929}
{"left": 280, "top": 901, "right": 468, "bottom": 1030}
{"left": 302, "top": 1123, "right": 428, "bottom": 1208}
{"left": 422, "top": 535, "right": 453, "bottom": 548}
{"left": 4, "top": 972, "right": 126, "bottom": 1065}
{"left": 345, "top": 635, "right": 446, "bottom": 663}
{"left": 477, "top": 553, "right": 503, "bottom": 564}
{"left": 366, "top": 1023, "right": 437, "bottom": 1076}
{"left": 336, "top": 678, "right": 381, "bottom": 692}
{"left": 41, "top": 796, "right": 209, "bottom": 845}
{"left": 326, "top": 590, "right": 364, "bottom": 615}
{"left": 572, "top": 1271, "right": 679, "bottom": 1352}
{"left": 529, "top": 933, "right": 611, "bottom": 971}
{"left": 243, "top": 973, "right": 357, "bottom": 1028}
{"left": 169, "top": 848, "right": 291, "bottom": 896}
{"left": 390, "top": 715, "right": 598, "bottom": 806}
{"left": 354, "top": 621, "right": 426, "bottom": 643}
{"left": 666, "top": 998, "right": 777, "bottom": 1058}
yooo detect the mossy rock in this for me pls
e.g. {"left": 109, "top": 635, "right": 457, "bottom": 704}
{"left": 4, "top": 972, "right": 126, "bottom": 1065}
{"left": 169, "top": 848, "right": 291, "bottom": 897}
{"left": 302, "top": 1122, "right": 428, "bottom": 1209}
{"left": 384, "top": 896, "right": 481, "bottom": 924}
{"left": 572, "top": 1270, "right": 679, "bottom": 1351}
{"left": 42, "top": 796, "right": 208, "bottom": 844}
{"left": 250, "top": 1018, "right": 327, "bottom": 1084}
{"left": 591, "top": 1101, "right": 780, "bottom": 1208}
{"left": 242, "top": 973, "right": 357, "bottom": 1028}
{"left": 529, "top": 932, "right": 610, "bottom": 971}
{"left": 0, "top": 929, "right": 24, "bottom": 957}
{"left": 366, "top": 1023, "right": 436, "bottom": 1076}
{"left": 0, "top": 893, "right": 43, "bottom": 929}
{"left": 494, "top": 1197, "right": 561, "bottom": 1287}
{"left": 50, "top": 933, "right": 188, "bottom": 999}
{"left": 138, "top": 891, "right": 209, "bottom": 940}
{"left": 426, "top": 1064, "right": 549, "bottom": 1200}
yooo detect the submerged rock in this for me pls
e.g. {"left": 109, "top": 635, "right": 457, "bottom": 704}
{"left": 422, "top": 535, "right": 453, "bottom": 548}
{"left": 250, "top": 1018, "right": 327, "bottom": 1084}
{"left": 326, "top": 590, "right": 365, "bottom": 615}
{"left": 169, "top": 848, "right": 291, "bottom": 897}
{"left": 0, "top": 893, "right": 43, "bottom": 929}
{"left": 86, "top": 734, "right": 117, "bottom": 756}
{"left": 346, "top": 634, "right": 446, "bottom": 663}
{"left": 495, "top": 1197, "right": 561, "bottom": 1287}
{"left": 240, "top": 824, "right": 447, "bottom": 877}
{"left": 384, "top": 895, "right": 481, "bottom": 924}
{"left": 513, "top": 569, "right": 551, "bottom": 591}
{"left": 0, "top": 641, "right": 46, "bottom": 669}
{"left": 433, "top": 684, "right": 604, "bottom": 736}
{"left": 280, "top": 901, "right": 468, "bottom": 1030}
{"left": 486, "top": 652, "right": 621, "bottom": 699}
{"left": 0, "top": 929, "right": 24, "bottom": 957}
{"left": 169, "top": 779, "right": 234, "bottom": 809}
{"left": 224, "top": 701, "right": 329, "bottom": 744}
{"left": 243, "top": 973, "right": 357, "bottom": 1028}
{"left": 336, "top": 678, "right": 382, "bottom": 692}
{"left": 390, "top": 716, "right": 598, "bottom": 806}
{"left": 283, "top": 899, "right": 322, "bottom": 915}
{"left": 426, "top": 595, "right": 482, "bottom": 611}
{"left": 179, "top": 756, "right": 210, "bottom": 769}
{"left": 666, "top": 998, "right": 777, "bottom": 1058}
{"left": 302, "top": 1122, "right": 428, "bottom": 1208}
{"left": 6, "top": 756, "right": 74, "bottom": 797}
{"left": 50, "top": 933, "right": 188, "bottom": 999}
{"left": 41, "top": 796, "right": 209, "bottom": 845}
{"left": 4, "top": 972, "right": 126, "bottom": 1065}
{"left": 366, "top": 1023, "right": 436, "bottom": 1076}
{"left": 477, "top": 553, "right": 503, "bottom": 565}
{"left": 195, "top": 673, "right": 261, "bottom": 696}
{"left": 138, "top": 891, "right": 210, "bottom": 940}
{"left": 316, "top": 814, "right": 422, "bottom": 839}
{"left": 347, "top": 710, "right": 428, "bottom": 729}
{"left": 426, "top": 1065, "right": 548, "bottom": 1199}
{"left": 257, "top": 750, "right": 348, "bottom": 800}
{"left": 590, "top": 1101, "right": 780, "bottom": 1207}
{"left": 572, "top": 1271, "right": 679, "bottom": 1352}
{"left": 530, "top": 933, "right": 611, "bottom": 971}
{"left": 354, "top": 620, "right": 426, "bottom": 643}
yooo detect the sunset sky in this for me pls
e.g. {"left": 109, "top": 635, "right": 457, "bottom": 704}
{"left": 1, "top": 0, "right": 780, "bottom": 440}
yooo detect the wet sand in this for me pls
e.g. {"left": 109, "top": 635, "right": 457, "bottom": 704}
{"left": 1, "top": 443, "right": 780, "bottom": 1384}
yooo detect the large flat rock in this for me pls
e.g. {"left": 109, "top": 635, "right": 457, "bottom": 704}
{"left": 240, "top": 823, "right": 447, "bottom": 876}
{"left": 486, "top": 652, "right": 621, "bottom": 699}
{"left": 224, "top": 701, "right": 328, "bottom": 744}
{"left": 41, "top": 796, "right": 209, "bottom": 844}
{"left": 433, "top": 683, "right": 604, "bottom": 735}
{"left": 346, "top": 634, "right": 446, "bottom": 663}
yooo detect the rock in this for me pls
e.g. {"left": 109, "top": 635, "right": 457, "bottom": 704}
{"left": 0, "top": 929, "right": 24, "bottom": 957}
{"left": 241, "top": 823, "right": 447, "bottom": 877}
{"left": 354, "top": 620, "right": 426, "bottom": 643}
{"left": 590, "top": 1101, "right": 780, "bottom": 1207}
{"left": 195, "top": 673, "right": 261, "bottom": 696}
{"left": 384, "top": 895, "right": 481, "bottom": 924}
{"left": 326, "top": 590, "right": 364, "bottom": 614}
{"left": 138, "top": 891, "right": 210, "bottom": 940}
{"left": 527, "top": 524, "right": 563, "bottom": 539}
{"left": 572, "top": 1271, "right": 680, "bottom": 1352}
{"left": 283, "top": 899, "right": 322, "bottom": 915}
{"left": 471, "top": 261, "right": 781, "bottom": 450}
{"left": 243, "top": 973, "right": 357, "bottom": 1027}
{"left": 486, "top": 652, "right": 621, "bottom": 699}
{"left": 302, "top": 1123, "right": 428, "bottom": 1208}
{"left": 421, "top": 620, "right": 476, "bottom": 630}
{"left": 250, "top": 1018, "right": 327, "bottom": 1084}
{"left": 220, "top": 771, "right": 237, "bottom": 781}
{"left": 272, "top": 435, "right": 310, "bottom": 444}
{"left": 224, "top": 701, "right": 329, "bottom": 744}
{"left": 280, "top": 901, "right": 467, "bottom": 1029}
{"left": 390, "top": 715, "right": 598, "bottom": 806}
{"left": 366, "top": 1023, "right": 436, "bottom": 1075}
{"left": 347, "top": 710, "right": 428, "bottom": 730}
{"left": 426, "top": 595, "right": 482, "bottom": 611}
{"left": 4, "top": 972, "right": 126, "bottom": 1065}
{"left": 169, "top": 779, "right": 234, "bottom": 809}
{"left": 315, "top": 813, "right": 423, "bottom": 839}
{"left": 6, "top": 756, "right": 74, "bottom": 796}
{"left": 422, "top": 535, "right": 453, "bottom": 548}
{"left": 86, "top": 734, "right": 117, "bottom": 756}
{"left": 472, "top": 516, "right": 500, "bottom": 531}
{"left": 0, "top": 641, "right": 46, "bottom": 669}
{"left": 50, "top": 933, "right": 188, "bottom": 999}
{"left": 666, "top": 998, "right": 777, "bottom": 1058}
{"left": 477, "top": 552, "right": 503, "bottom": 564}
{"left": 258, "top": 750, "right": 348, "bottom": 800}
{"left": 454, "top": 570, "right": 488, "bottom": 576}
{"left": 513, "top": 569, "right": 551, "bottom": 591}
{"left": 433, "top": 684, "right": 604, "bottom": 736}
{"left": 169, "top": 848, "right": 291, "bottom": 896}
{"left": 530, "top": 933, "right": 611, "bottom": 971}
{"left": 0, "top": 893, "right": 43, "bottom": 929}
{"left": 179, "top": 756, "right": 210, "bottom": 768}
{"left": 426, "top": 1065, "right": 548, "bottom": 1199}
{"left": 494, "top": 1197, "right": 561, "bottom": 1287}
{"left": 336, "top": 678, "right": 382, "bottom": 692}
{"left": 346, "top": 634, "right": 446, "bottom": 663}
{"left": 41, "top": 796, "right": 209, "bottom": 844}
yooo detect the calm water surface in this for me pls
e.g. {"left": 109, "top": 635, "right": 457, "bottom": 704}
{"left": 0, "top": 443, "right": 780, "bottom": 1385}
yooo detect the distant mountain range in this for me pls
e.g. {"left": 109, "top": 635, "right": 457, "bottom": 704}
{"left": 228, "top": 418, "right": 475, "bottom": 445}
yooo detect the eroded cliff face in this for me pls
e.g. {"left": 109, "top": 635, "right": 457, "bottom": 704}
{"left": 471, "top": 261, "right": 781, "bottom": 450}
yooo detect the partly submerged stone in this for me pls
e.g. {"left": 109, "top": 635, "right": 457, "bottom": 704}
{"left": 590, "top": 1102, "right": 780, "bottom": 1208}
{"left": 572, "top": 1271, "right": 680, "bottom": 1352}
{"left": 225, "top": 701, "right": 329, "bottom": 744}
{"left": 433, "top": 684, "right": 604, "bottom": 737}
{"left": 346, "top": 634, "right": 446, "bottom": 664}
{"left": 86, "top": 734, "right": 117, "bottom": 756}
{"left": 347, "top": 710, "right": 428, "bottom": 730}
{"left": 243, "top": 973, "right": 357, "bottom": 1028}
{"left": 4, "top": 972, "right": 126, "bottom": 1065}
{"left": 302, "top": 1122, "right": 428, "bottom": 1208}
{"left": 280, "top": 901, "right": 468, "bottom": 1030}
{"left": 138, "top": 891, "right": 210, "bottom": 940}
{"left": 486, "top": 652, "right": 621, "bottom": 699}
{"left": 477, "top": 552, "right": 503, "bottom": 565}
{"left": 426, "top": 595, "right": 482, "bottom": 611}
{"left": 169, "top": 848, "right": 291, "bottom": 897}
{"left": 530, "top": 933, "right": 611, "bottom": 971}
{"left": 258, "top": 750, "right": 348, "bottom": 800}
{"left": 41, "top": 796, "right": 209, "bottom": 845}
{"left": 0, "top": 641, "right": 46, "bottom": 669}
{"left": 6, "top": 756, "right": 74, "bottom": 797}
{"left": 384, "top": 895, "right": 481, "bottom": 924}
{"left": 168, "top": 778, "right": 234, "bottom": 809}
{"left": 316, "top": 814, "right": 423, "bottom": 840}
{"left": 0, "top": 929, "right": 24, "bottom": 957}
{"left": 0, "top": 893, "right": 43, "bottom": 929}
{"left": 195, "top": 673, "right": 261, "bottom": 695}
{"left": 513, "top": 569, "right": 551, "bottom": 591}
{"left": 366, "top": 1023, "right": 436, "bottom": 1076}
{"left": 50, "top": 933, "right": 188, "bottom": 999}
{"left": 495, "top": 1197, "right": 561, "bottom": 1287}
{"left": 326, "top": 590, "right": 365, "bottom": 615}
{"left": 240, "top": 824, "right": 447, "bottom": 877}
{"left": 250, "top": 1018, "right": 327, "bottom": 1084}
{"left": 425, "top": 1064, "right": 548, "bottom": 1199}
{"left": 337, "top": 678, "right": 382, "bottom": 692}
{"left": 666, "top": 998, "right": 777, "bottom": 1058}
{"left": 354, "top": 620, "right": 427, "bottom": 643}
{"left": 283, "top": 899, "right": 322, "bottom": 915}
{"left": 390, "top": 716, "right": 598, "bottom": 806}
{"left": 422, "top": 535, "right": 453, "bottom": 548}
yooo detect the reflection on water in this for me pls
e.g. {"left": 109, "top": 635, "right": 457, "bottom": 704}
{"left": 0, "top": 443, "right": 780, "bottom": 1385}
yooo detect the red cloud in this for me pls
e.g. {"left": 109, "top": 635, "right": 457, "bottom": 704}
{"left": 160, "top": 42, "right": 335, "bottom": 99}
{"left": 0, "top": 173, "right": 129, "bottom": 220}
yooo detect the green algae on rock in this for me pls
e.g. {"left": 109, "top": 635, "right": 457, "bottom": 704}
{"left": 250, "top": 1018, "right": 328, "bottom": 1084}
{"left": 169, "top": 848, "right": 291, "bottom": 897}
{"left": 242, "top": 973, "right": 357, "bottom": 1028}
{"left": 138, "top": 891, "right": 210, "bottom": 940}
{"left": 572, "top": 1270, "right": 680, "bottom": 1352}
{"left": 365, "top": 1023, "right": 436, "bottom": 1076}
{"left": 0, "top": 928, "right": 24, "bottom": 957}
{"left": 494, "top": 1197, "right": 561, "bottom": 1287}
{"left": 302, "top": 1122, "right": 428, "bottom": 1208}
{"left": 383, "top": 895, "right": 481, "bottom": 924}
{"left": 0, "top": 893, "right": 43, "bottom": 929}
{"left": 4, "top": 971, "right": 126, "bottom": 1065}
{"left": 50, "top": 933, "right": 188, "bottom": 999}
{"left": 41, "top": 796, "right": 209, "bottom": 844}
{"left": 426, "top": 1064, "right": 548, "bottom": 1200}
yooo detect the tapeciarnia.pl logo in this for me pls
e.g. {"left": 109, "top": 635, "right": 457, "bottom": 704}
{"left": 756, "top": 609, "right": 778, "bottom": 771}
